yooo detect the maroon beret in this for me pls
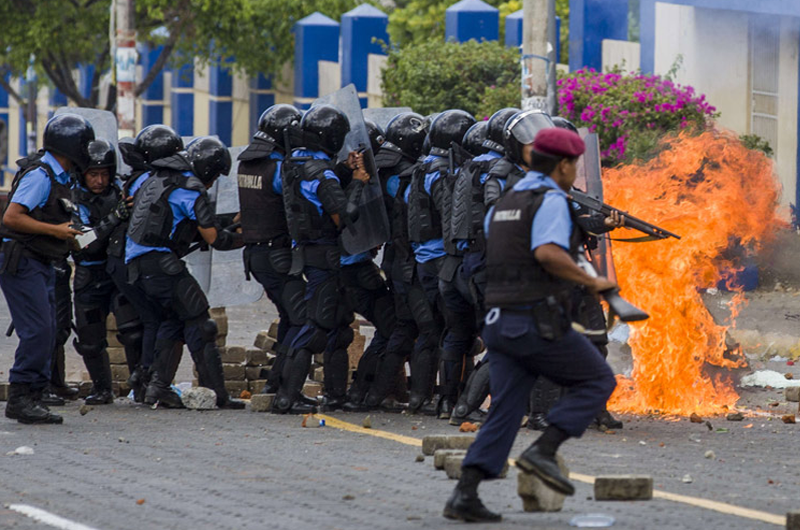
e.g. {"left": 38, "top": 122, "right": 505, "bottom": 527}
{"left": 532, "top": 128, "right": 585, "bottom": 158}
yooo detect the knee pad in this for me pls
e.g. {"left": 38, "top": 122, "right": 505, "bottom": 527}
{"left": 200, "top": 319, "right": 218, "bottom": 343}
{"left": 172, "top": 275, "right": 210, "bottom": 321}
{"left": 72, "top": 337, "right": 105, "bottom": 359}
{"left": 407, "top": 284, "right": 437, "bottom": 334}
{"left": 307, "top": 328, "right": 329, "bottom": 353}
{"left": 74, "top": 305, "right": 108, "bottom": 348}
{"left": 112, "top": 294, "right": 142, "bottom": 331}
{"left": 309, "top": 275, "right": 342, "bottom": 331}
{"left": 334, "top": 326, "right": 355, "bottom": 350}
{"left": 371, "top": 292, "right": 396, "bottom": 337}
{"left": 281, "top": 279, "right": 307, "bottom": 327}
{"left": 355, "top": 262, "right": 385, "bottom": 291}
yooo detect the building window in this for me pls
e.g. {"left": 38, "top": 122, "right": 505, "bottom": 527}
{"left": 749, "top": 15, "right": 780, "bottom": 158}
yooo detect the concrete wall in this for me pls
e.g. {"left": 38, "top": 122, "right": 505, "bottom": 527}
{"left": 653, "top": 3, "right": 799, "bottom": 207}
{"left": 602, "top": 39, "right": 641, "bottom": 72}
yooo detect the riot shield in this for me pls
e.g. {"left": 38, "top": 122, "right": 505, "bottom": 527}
{"left": 363, "top": 107, "right": 412, "bottom": 130}
{"left": 575, "top": 131, "right": 616, "bottom": 282}
{"left": 184, "top": 145, "right": 263, "bottom": 307}
{"left": 313, "top": 84, "right": 390, "bottom": 254}
{"left": 53, "top": 107, "right": 131, "bottom": 176}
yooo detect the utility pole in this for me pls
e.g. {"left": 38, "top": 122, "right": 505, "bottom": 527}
{"left": 521, "top": 0, "right": 557, "bottom": 115}
{"left": 115, "top": 0, "right": 137, "bottom": 137}
{"left": 25, "top": 55, "right": 37, "bottom": 154}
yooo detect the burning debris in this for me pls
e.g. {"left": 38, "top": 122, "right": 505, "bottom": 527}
{"left": 603, "top": 131, "right": 782, "bottom": 415}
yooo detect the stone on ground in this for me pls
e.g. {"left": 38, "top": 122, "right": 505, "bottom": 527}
{"left": 181, "top": 387, "right": 218, "bottom": 410}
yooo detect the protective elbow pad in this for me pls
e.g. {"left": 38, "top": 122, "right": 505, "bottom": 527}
{"left": 211, "top": 229, "right": 243, "bottom": 251}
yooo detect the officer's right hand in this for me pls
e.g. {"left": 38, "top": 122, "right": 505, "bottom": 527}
{"left": 352, "top": 153, "right": 370, "bottom": 183}
{"left": 589, "top": 276, "right": 618, "bottom": 294}
{"left": 51, "top": 222, "right": 82, "bottom": 241}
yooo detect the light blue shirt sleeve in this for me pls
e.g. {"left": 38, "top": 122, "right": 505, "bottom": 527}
{"left": 483, "top": 205, "right": 495, "bottom": 236}
{"left": 386, "top": 174, "right": 400, "bottom": 198}
{"left": 169, "top": 188, "right": 201, "bottom": 223}
{"left": 424, "top": 170, "right": 441, "bottom": 195}
{"left": 299, "top": 167, "right": 339, "bottom": 215}
{"left": 78, "top": 204, "right": 92, "bottom": 226}
{"left": 272, "top": 160, "right": 283, "bottom": 195}
{"left": 11, "top": 168, "right": 52, "bottom": 211}
{"left": 531, "top": 192, "right": 572, "bottom": 251}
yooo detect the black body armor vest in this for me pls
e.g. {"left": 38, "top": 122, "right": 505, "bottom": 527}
{"left": 0, "top": 153, "right": 73, "bottom": 261}
{"left": 407, "top": 157, "right": 448, "bottom": 243}
{"left": 484, "top": 158, "right": 527, "bottom": 207}
{"left": 127, "top": 170, "right": 208, "bottom": 257}
{"left": 73, "top": 184, "right": 120, "bottom": 263}
{"left": 237, "top": 157, "right": 288, "bottom": 244}
{"left": 450, "top": 157, "right": 500, "bottom": 251}
{"left": 281, "top": 156, "right": 338, "bottom": 244}
{"left": 107, "top": 170, "right": 146, "bottom": 259}
{"left": 484, "top": 186, "right": 583, "bottom": 308}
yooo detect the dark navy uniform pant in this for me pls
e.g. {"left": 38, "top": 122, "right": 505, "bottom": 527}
{"left": 0, "top": 254, "right": 56, "bottom": 388}
{"left": 462, "top": 309, "right": 617, "bottom": 478}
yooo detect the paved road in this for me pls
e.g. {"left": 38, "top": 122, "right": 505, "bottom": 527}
{"left": 0, "top": 401, "right": 798, "bottom": 530}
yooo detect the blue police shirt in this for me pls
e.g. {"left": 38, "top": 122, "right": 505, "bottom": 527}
{"left": 124, "top": 171, "right": 201, "bottom": 262}
{"left": 3, "top": 151, "right": 71, "bottom": 243}
{"left": 269, "top": 151, "right": 283, "bottom": 195}
{"left": 341, "top": 251, "right": 371, "bottom": 266}
{"left": 484, "top": 172, "right": 571, "bottom": 252}
{"left": 291, "top": 149, "right": 338, "bottom": 216}
{"left": 404, "top": 154, "right": 446, "bottom": 263}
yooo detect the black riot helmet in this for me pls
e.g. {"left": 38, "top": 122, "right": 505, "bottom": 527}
{"left": 43, "top": 113, "right": 96, "bottom": 172}
{"left": 134, "top": 124, "right": 184, "bottom": 165}
{"left": 461, "top": 121, "right": 489, "bottom": 157}
{"left": 552, "top": 116, "right": 579, "bottom": 134}
{"left": 257, "top": 104, "right": 302, "bottom": 153}
{"left": 186, "top": 136, "right": 232, "bottom": 185}
{"left": 484, "top": 107, "right": 520, "bottom": 154}
{"left": 422, "top": 134, "right": 431, "bottom": 156}
{"left": 503, "top": 110, "right": 555, "bottom": 166}
{"left": 428, "top": 110, "right": 476, "bottom": 156}
{"left": 118, "top": 137, "right": 148, "bottom": 173}
{"left": 301, "top": 104, "right": 350, "bottom": 156}
{"left": 364, "top": 119, "right": 385, "bottom": 153}
{"left": 385, "top": 112, "right": 427, "bottom": 160}
{"left": 82, "top": 139, "right": 116, "bottom": 178}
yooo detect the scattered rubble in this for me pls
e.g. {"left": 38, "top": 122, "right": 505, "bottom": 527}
{"left": 594, "top": 475, "right": 653, "bottom": 501}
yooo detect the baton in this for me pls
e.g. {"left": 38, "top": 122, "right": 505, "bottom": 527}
{"left": 6, "top": 322, "right": 13, "bottom": 337}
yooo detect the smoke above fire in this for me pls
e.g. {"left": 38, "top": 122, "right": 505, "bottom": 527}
{"left": 603, "top": 130, "right": 783, "bottom": 415}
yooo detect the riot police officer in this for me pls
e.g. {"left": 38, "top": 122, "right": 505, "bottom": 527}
{"left": 0, "top": 114, "right": 94, "bottom": 424}
{"left": 236, "top": 104, "right": 313, "bottom": 401}
{"left": 71, "top": 139, "right": 136, "bottom": 404}
{"left": 446, "top": 107, "right": 519, "bottom": 425}
{"left": 361, "top": 112, "right": 429, "bottom": 410}
{"left": 273, "top": 104, "right": 369, "bottom": 414}
{"left": 407, "top": 109, "right": 475, "bottom": 418}
{"left": 108, "top": 126, "right": 182, "bottom": 401}
{"left": 126, "top": 136, "right": 245, "bottom": 410}
{"left": 443, "top": 127, "right": 618, "bottom": 522}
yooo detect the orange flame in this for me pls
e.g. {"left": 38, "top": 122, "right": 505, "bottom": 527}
{"left": 603, "top": 130, "right": 783, "bottom": 415}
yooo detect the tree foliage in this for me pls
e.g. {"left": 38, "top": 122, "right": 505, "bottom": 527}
{"left": 0, "top": 0, "right": 363, "bottom": 110}
{"left": 381, "top": 39, "right": 519, "bottom": 117}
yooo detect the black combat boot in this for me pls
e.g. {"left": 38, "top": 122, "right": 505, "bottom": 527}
{"left": 408, "top": 348, "right": 436, "bottom": 414}
{"left": 201, "top": 343, "right": 245, "bottom": 410}
{"left": 449, "top": 361, "right": 490, "bottom": 426}
{"left": 5, "top": 383, "right": 63, "bottom": 424}
{"left": 272, "top": 349, "right": 317, "bottom": 414}
{"left": 49, "top": 345, "right": 79, "bottom": 401}
{"left": 144, "top": 340, "right": 184, "bottom": 408}
{"left": 592, "top": 408, "right": 623, "bottom": 430}
{"left": 516, "top": 425, "right": 575, "bottom": 496}
{"left": 320, "top": 348, "right": 349, "bottom": 412}
{"left": 84, "top": 352, "right": 115, "bottom": 405}
{"left": 443, "top": 466, "right": 501, "bottom": 522}
{"left": 127, "top": 365, "right": 150, "bottom": 403}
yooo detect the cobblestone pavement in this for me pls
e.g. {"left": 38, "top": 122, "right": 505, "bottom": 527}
{"left": 0, "top": 401, "right": 798, "bottom": 530}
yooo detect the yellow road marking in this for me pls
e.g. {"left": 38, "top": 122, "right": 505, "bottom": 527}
{"left": 317, "top": 414, "right": 787, "bottom": 527}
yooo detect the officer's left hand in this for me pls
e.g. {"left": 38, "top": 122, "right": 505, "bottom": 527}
{"left": 604, "top": 210, "right": 625, "bottom": 229}
{"left": 113, "top": 197, "right": 133, "bottom": 221}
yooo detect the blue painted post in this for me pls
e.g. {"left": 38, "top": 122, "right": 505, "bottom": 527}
{"left": 171, "top": 62, "right": 194, "bottom": 137}
{"left": 250, "top": 74, "right": 275, "bottom": 134}
{"left": 569, "top": 0, "right": 628, "bottom": 72}
{"left": 139, "top": 44, "right": 166, "bottom": 126}
{"left": 0, "top": 74, "right": 8, "bottom": 183}
{"left": 505, "top": 10, "right": 561, "bottom": 62}
{"left": 77, "top": 64, "right": 95, "bottom": 102}
{"left": 445, "top": 0, "right": 499, "bottom": 43}
{"left": 341, "top": 4, "right": 388, "bottom": 108}
{"left": 49, "top": 87, "right": 67, "bottom": 119}
{"left": 639, "top": 0, "right": 656, "bottom": 74}
{"left": 294, "top": 12, "right": 340, "bottom": 109}
{"left": 208, "top": 59, "right": 233, "bottom": 147}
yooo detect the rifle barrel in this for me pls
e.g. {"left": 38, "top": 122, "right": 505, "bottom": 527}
{"left": 570, "top": 190, "right": 681, "bottom": 240}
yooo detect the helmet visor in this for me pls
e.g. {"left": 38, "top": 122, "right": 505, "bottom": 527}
{"left": 507, "top": 111, "right": 555, "bottom": 146}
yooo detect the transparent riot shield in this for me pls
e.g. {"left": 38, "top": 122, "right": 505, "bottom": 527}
{"left": 575, "top": 131, "right": 616, "bottom": 282}
{"left": 53, "top": 107, "right": 131, "bottom": 175}
{"left": 363, "top": 107, "right": 412, "bottom": 130}
{"left": 184, "top": 145, "right": 263, "bottom": 307}
{"left": 313, "top": 84, "right": 391, "bottom": 255}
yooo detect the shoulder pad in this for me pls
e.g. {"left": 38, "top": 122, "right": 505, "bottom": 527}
{"left": 428, "top": 157, "right": 449, "bottom": 174}
{"left": 303, "top": 159, "right": 333, "bottom": 181}
{"left": 487, "top": 158, "right": 515, "bottom": 179}
{"left": 375, "top": 145, "right": 404, "bottom": 169}
{"left": 238, "top": 137, "right": 276, "bottom": 161}
{"left": 181, "top": 175, "right": 207, "bottom": 193}
{"left": 151, "top": 152, "right": 192, "bottom": 172}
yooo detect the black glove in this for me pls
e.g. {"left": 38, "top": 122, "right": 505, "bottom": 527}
{"left": 113, "top": 198, "right": 131, "bottom": 222}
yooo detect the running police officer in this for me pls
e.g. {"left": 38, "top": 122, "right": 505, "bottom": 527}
{"left": 274, "top": 104, "right": 369, "bottom": 414}
{"left": 236, "top": 104, "right": 312, "bottom": 401}
{"left": 126, "top": 136, "right": 245, "bottom": 410}
{"left": 443, "top": 126, "right": 618, "bottom": 522}
{"left": 0, "top": 114, "right": 94, "bottom": 424}
{"left": 71, "top": 139, "right": 137, "bottom": 405}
